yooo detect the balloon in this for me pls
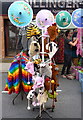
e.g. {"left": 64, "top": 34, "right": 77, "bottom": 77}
{"left": 56, "top": 11, "right": 71, "bottom": 28}
{"left": 72, "top": 8, "right": 83, "bottom": 28}
{"left": 36, "top": 9, "right": 54, "bottom": 29}
{"left": 8, "top": 1, "right": 33, "bottom": 27}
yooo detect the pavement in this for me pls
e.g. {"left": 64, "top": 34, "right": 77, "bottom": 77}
{"left": 0, "top": 62, "right": 83, "bottom": 119}
{"left": 0, "top": 57, "right": 13, "bottom": 72}
{"left": 0, "top": 63, "right": 11, "bottom": 72}
{"left": 1, "top": 73, "right": 82, "bottom": 119}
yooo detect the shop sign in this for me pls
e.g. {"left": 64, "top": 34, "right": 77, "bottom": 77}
{"left": 26, "top": 0, "right": 83, "bottom": 14}
{"left": 1, "top": 0, "right": 83, "bottom": 15}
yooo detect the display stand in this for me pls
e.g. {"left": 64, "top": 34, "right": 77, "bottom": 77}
{"left": 35, "top": 110, "right": 53, "bottom": 119}
{"left": 12, "top": 54, "right": 27, "bottom": 105}
{"left": 32, "top": 33, "right": 55, "bottom": 119}
{"left": 32, "top": 104, "right": 53, "bottom": 119}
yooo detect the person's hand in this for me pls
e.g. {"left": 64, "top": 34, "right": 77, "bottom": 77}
{"left": 73, "top": 37, "right": 77, "bottom": 42}
{"left": 75, "top": 38, "right": 78, "bottom": 44}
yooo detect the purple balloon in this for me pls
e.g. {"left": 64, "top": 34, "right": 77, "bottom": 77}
{"left": 36, "top": 9, "right": 54, "bottom": 29}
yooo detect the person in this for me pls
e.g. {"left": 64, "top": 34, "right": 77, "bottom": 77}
{"left": 61, "top": 30, "right": 78, "bottom": 78}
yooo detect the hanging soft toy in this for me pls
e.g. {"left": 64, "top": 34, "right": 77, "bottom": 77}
{"left": 47, "top": 91, "right": 58, "bottom": 99}
{"left": 26, "top": 23, "right": 41, "bottom": 54}
{"left": 27, "top": 24, "right": 40, "bottom": 39}
{"left": 43, "top": 23, "right": 59, "bottom": 56}
{"left": 32, "top": 75, "right": 44, "bottom": 90}
{"left": 27, "top": 90, "right": 39, "bottom": 110}
{"left": 43, "top": 23, "right": 58, "bottom": 41}
{"left": 47, "top": 23, "right": 58, "bottom": 41}
{"left": 44, "top": 64, "right": 59, "bottom": 93}
{"left": 37, "top": 87, "right": 48, "bottom": 106}
{"left": 46, "top": 42, "right": 58, "bottom": 59}
{"left": 29, "top": 41, "right": 40, "bottom": 58}
{"left": 39, "top": 62, "right": 52, "bottom": 78}
{"left": 51, "top": 63, "right": 59, "bottom": 90}
{"left": 25, "top": 61, "right": 35, "bottom": 75}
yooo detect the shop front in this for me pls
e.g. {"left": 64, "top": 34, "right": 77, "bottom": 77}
{"left": 0, "top": 0, "right": 81, "bottom": 59}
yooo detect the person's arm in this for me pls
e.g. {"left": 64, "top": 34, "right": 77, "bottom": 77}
{"left": 69, "top": 38, "right": 78, "bottom": 46}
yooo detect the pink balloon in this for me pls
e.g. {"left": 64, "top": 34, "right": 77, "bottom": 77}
{"left": 36, "top": 9, "right": 54, "bottom": 29}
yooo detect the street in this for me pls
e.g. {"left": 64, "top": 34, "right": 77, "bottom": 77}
{"left": 1, "top": 72, "right": 81, "bottom": 119}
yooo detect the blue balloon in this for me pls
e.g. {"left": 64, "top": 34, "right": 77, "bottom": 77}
{"left": 8, "top": 1, "right": 33, "bottom": 27}
{"left": 72, "top": 8, "right": 83, "bottom": 28}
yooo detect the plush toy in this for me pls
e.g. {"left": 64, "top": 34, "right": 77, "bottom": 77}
{"left": 25, "top": 61, "right": 35, "bottom": 75}
{"left": 33, "top": 59, "right": 42, "bottom": 73}
{"left": 29, "top": 41, "right": 40, "bottom": 57}
{"left": 27, "top": 24, "right": 40, "bottom": 39}
{"left": 43, "top": 23, "right": 58, "bottom": 41}
{"left": 27, "top": 90, "right": 38, "bottom": 110}
{"left": 46, "top": 42, "right": 58, "bottom": 59}
{"left": 44, "top": 76, "right": 58, "bottom": 108}
{"left": 37, "top": 87, "right": 48, "bottom": 105}
{"left": 39, "top": 62, "right": 52, "bottom": 78}
{"left": 44, "top": 77, "right": 51, "bottom": 91}
{"left": 43, "top": 23, "right": 59, "bottom": 57}
{"left": 33, "top": 59, "right": 42, "bottom": 64}
{"left": 44, "top": 64, "right": 59, "bottom": 92}
{"left": 32, "top": 75, "right": 44, "bottom": 90}
{"left": 51, "top": 64, "right": 59, "bottom": 89}
{"left": 47, "top": 23, "right": 58, "bottom": 41}
{"left": 47, "top": 91, "right": 58, "bottom": 99}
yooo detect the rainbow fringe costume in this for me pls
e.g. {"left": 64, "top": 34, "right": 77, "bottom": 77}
{"left": 5, "top": 52, "right": 33, "bottom": 94}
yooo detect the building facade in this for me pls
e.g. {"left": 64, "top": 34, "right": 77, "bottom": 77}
{"left": 0, "top": 0, "right": 82, "bottom": 59}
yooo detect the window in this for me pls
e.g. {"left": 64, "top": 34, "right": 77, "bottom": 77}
{"left": 4, "top": 19, "right": 19, "bottom": 57}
